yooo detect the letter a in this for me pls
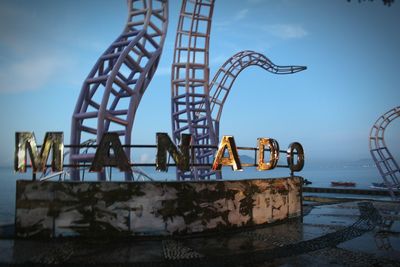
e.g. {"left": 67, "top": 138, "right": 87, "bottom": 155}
{"left": 90, "top": 132, "right": 131, "bottom": 172}
{"left": 212, "top": 135, "right": 242, "bottom": 171}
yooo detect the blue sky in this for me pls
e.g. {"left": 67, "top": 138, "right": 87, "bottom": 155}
{"left": 0, "top": 0, "right": 399, "bottom": 167}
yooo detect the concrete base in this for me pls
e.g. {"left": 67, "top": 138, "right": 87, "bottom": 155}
{"left": 2, "top": 200, "right": 399, "bottom": 266}
{"left": 15, "top": 177, "right": 302, "bottom": 238}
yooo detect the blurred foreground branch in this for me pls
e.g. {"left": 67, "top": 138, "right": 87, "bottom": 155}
{"left": 347, "top": 0, "right": 395, "bottom": 6}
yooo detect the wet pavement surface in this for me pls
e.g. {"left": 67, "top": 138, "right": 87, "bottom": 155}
{"left": 0, "top": 200, "right": 399, "bottom": 266}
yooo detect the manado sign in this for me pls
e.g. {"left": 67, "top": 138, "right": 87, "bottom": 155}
{"left": 14, "top": 132, "right": 304, "bottom": 174}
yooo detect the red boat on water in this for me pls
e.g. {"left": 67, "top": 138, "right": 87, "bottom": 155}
{"left": 331, "top": 181, "right": 356, "bottom": 187}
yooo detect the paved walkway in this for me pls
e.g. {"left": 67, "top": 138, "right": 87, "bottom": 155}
{"left": 0, "top": 200, "right": 399, "bottom": 266}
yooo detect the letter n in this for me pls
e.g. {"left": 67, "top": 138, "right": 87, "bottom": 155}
{"left": 15, "top": 132, "right": 64, "bottom": 173}
{"left": 156, "top": 133, "right": 191, "bottom": 172}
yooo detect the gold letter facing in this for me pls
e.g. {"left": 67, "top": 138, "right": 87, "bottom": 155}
{"left": 15, "top": 132, "right": 64, "bottom": 173}
{"left": 287, "top": 142, "right": 305, "bottom": 172}
{"left": 90, "top": 132, "right": 131, "bottom": 172}
{"left": 156, "top": 133, "right": 191, "bottom": 172}
{"left": 212, "top": 136, "right": 242, "bottom": 171}
{"left": 257, "top": 138, "right": 279, "bottom": 171}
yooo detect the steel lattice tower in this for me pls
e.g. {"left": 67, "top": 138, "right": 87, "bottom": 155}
{"left": 70, "top": 0, "right": 168, "bottom": 181}
{"left": 369, "top": 106, "right": 400, "bottom": 200}
{"left": 171, "top": 0, "right": 216, "bottom": 180}
{"left": 171, "top": 4, "right": 307, "bottom": 180}
{"left": 69, "top": 0, "right": 306, "bottom": 181}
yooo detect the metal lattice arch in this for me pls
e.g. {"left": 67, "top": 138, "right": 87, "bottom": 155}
{"left": 70, "top": 0, "right": 168, "bottom": 180}
{"left": 69, "top": 0, "right": 307, "bottom": 181}
{"left": 208, "top": 50, "right": 306, "bottom": 141}
{"left": 171, "top": 0, "right": 216, "bottom": 180}
{"left": 369, "top": 106, "right": 400, "bottom": 200}
{"left": 171, "top": 1, "right": 307, "bottom": 180}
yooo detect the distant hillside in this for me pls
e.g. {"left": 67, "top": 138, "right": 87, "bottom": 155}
{"left": 343, "top": 158, "right": 376, "bottom": 168}
{"left": 238, "top": 155, "right": 255, "bottom": 164}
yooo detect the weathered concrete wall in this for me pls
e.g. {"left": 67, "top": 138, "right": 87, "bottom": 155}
{"left": 15, "top": 177, "right": 302, "bottom": 238}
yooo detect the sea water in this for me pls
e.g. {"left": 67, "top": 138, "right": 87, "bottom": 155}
{"left": 0, "top": 164, "right": 382, "bottom": 226}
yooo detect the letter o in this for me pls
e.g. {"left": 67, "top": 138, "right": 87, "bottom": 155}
{"left": 286, "top": 142, "right": 304, "bottom": 172}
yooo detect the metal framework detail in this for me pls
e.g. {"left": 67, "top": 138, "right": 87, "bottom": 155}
{"left": 70, "top": 0, "right": 168, "bottom": 180}
{"left": 68, "top": 0, "right": 306, "bottom": 181}
{"left": 171, "top": 22, "right": 307, "bottom": 180}
{"left": 369, "top": 106, "right": 400, "bottom": 200}
{"left": 208, "top": 50, "right": 306, "bottom": 141}
{"left": 171, "top": 0, "right": 216, "bottom": 180}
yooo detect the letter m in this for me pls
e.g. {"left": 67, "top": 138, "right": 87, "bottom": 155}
{"left": 15, "top": 132, "right": 64, "bottom": 173}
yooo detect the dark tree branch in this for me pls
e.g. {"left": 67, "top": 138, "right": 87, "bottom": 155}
{"left": 347, "top": 0, "right": 395, "bottom": 6}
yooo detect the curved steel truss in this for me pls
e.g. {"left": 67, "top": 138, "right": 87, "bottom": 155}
{"left": 208, "top": 50, "right": 306, "bottom": 140}
{"left": 171, "top": 0, "right": 216, "bottom": 180}
{"left": 68, "top": 0, "right": 306, "bottom": 181}
{"left": 369, "top": 106, "right": 400, "bottom": 200}
{"left": 70, "top": 0, "right": 168, "bottom": 180}
{"left": 171, "top": 7, "right": 307, "bottom": 180}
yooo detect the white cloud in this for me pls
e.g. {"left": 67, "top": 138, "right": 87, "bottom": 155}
{"left": 263, "top": 24, "right": 308, "bottom": 39}
{"left": 74, "top": 39, "right": 108, "bottom": 53}
{"left": 139, "top": 153, "right": 151, "bottom": 163}
{"left": 155, "top": 65, "right": 171, "bottom": 76}
{"left": 0, "top": 6, "right": 31, "bottom": 53}
{"left": 213, "top": 20, "right": 231, "bottom": 29}
{"left": 247, "top": 0, "right": 263, "bottom": 3}
{"left": 215, "top": 8, "right": 249, "bottom": 29}
{"left": 0, "top": 53, "right": 69, "bottom": 93}
{"left": 210, "top": 54, "right": 231, "bottom": 67}
{"left": 0, "top": 3, "right": 81, "bottom": 93}
{"left": 235, "top": 9, "right": 249, "bottom": 21}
